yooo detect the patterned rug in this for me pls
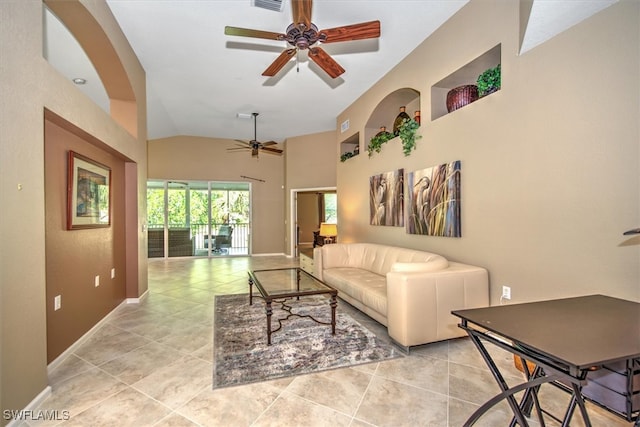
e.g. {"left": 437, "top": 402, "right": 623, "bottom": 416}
{"left": 213, "top": 293, "right": 401, "bottom": 389}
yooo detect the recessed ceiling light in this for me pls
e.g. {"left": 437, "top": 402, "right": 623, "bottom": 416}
{"left": 72, "top": 78, "right": 87, "bottom": 85}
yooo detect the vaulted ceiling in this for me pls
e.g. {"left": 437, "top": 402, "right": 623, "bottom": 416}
{"left": 44, "top": 0, "right": 618, "bottom": 143}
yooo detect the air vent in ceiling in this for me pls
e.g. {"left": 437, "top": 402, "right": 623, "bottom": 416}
{"left": 252, "top": 0, "right": 284, "bottom": 12}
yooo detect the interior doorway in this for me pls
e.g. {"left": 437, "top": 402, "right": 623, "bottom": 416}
{"left": 289, "top": 187, "right": 337, "bottom": 257}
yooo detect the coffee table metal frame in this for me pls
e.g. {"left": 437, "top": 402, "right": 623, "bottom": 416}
{"left": 248, "top": 267, "right": 338, "bottom": 345}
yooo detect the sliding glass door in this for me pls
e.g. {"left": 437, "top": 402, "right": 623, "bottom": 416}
{"left": 147, "top": 180, "right": 250, "bottom": 258}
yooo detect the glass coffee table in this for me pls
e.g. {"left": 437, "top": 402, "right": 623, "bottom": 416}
{"left": 248, "top": 268, "right": 338, "bottom": 345}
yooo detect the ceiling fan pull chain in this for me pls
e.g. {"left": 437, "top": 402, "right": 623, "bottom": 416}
{"left": 296, "top": 50, "right": 300, "bottom": 73}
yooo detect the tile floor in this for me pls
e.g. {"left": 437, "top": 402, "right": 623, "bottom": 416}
{"left": 28, "top": 256, "right": 630, "bottom": 426}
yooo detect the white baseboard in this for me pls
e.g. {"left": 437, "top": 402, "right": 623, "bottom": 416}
{"left": 4, "top": 386, "right": 52, "bottom": 427}
{"left": 126, "top": 289, "right": 148, "bottom": 304}
{"left": 47, "top": 293, "right": 145, "bottom": 373}
{"left": 251, "top": 252, "right": 286, "bottom": 257}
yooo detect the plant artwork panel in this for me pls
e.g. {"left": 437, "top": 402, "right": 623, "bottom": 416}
{"left": 407, "top": 161, "right": 461, "bottom": 237}
{"left": 67, "top": 151, "right": 111, "bottom": 229}
{"left": 370, "top": 169, "right": 404, "bottom": 226}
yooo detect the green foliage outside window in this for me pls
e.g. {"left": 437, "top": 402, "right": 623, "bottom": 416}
{"left": 147, "top": 184, "right": 250, "bottom": 228}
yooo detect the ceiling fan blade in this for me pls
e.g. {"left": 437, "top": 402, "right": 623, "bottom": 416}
{"left": 234, "top": 139, "right": 251, "bottom": 145}
{"left": 262, "top": 48, "right": 296, "bottom": 77}
{"left": 224, "top": 26, "right": 285, "bottom": 41}
{"left": 291, "top": 0, "right": 312, "bottom": 29}
{"left": 227, "top": 148, "right": 251, "bottom": 151}
{"left": 261, "top": 141, "right": 277, "bottom": 146}
{"left": 260, "top": 146, "right": 284, "bottom": 154}
{"left": 320, "top": 20, "right": 381, "bottom": 43}
{"left": 308, "top": 47, "right": 345, "bottom": 78}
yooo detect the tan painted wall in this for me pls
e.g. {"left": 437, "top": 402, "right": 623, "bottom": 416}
{"left": 337, "top": 1, "right": 639, "bottom": 304}
{"left": 297, "top": 193, "right": 320, "bottom": 244}
{"left": 147, "top": 136, "right": 286, "bottom": 254}
{"left": 0, "top": 0, "right": 146, "bottom": 419}
{"left": 284, "top": 130, "right": 337, "bottom": 255}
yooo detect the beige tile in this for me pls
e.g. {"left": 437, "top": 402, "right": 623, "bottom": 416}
{"left": 99, "top": 341, "right": 184, "bottom": 385}
{"left": 32, "top": 368, "right": 127, "bottom": 426}
{"left": 112, "top": 313, "right": 193, "bottom": 341}
{"left": 190, "top": 340, "right": 213, "bottom": 363}
{"left": 157, "top": 322, "right": 212, "bottom": 354}
{"left": 448, "top": 361, "right": 502, "bottom": 406}
{"left": 73, "top": 326, "right": 150, "bottom": 366}
{"left": 448, "top": 396, "right": 525, "bottom": 427}
{"left": 374, "top": 354, "right": 449, "bottom": 395}
{"left": 411, "top": 338, "right": 450, "bottom": 361}
{"left": 171, "top": 303, "right": 214, "bottom": 324}
{"left": 131, "top": 355, "right": 212, "bottom": 409}
{"left": 176, "top": 379, "right": 291, "bottom": 427}
{"left": 60, "top": 388, "right": 170, "bottom": 426}
{"left": 153, "top": 412, "right": 200, "bottom": 426}
{"left": 286, "top": 367, "right": 372, "bottom": 416}
{"left": 447, "top": 337, "right": 486, "bottom": 369}
{"left": 355, "top": 376, "right": 448, "bottom": 426}
{"left": 48, "top": 355, "right": 95, "bottom": 386}
{"left": 252, "top": 392, "right": 352, "bottom": 427}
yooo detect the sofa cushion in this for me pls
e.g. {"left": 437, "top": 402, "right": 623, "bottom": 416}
{"left": 322, "top": 267, "right": 387, "bottom": 316}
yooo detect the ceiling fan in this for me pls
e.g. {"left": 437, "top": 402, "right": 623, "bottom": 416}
{"left": 224, "top": 0, "right": 380, "bottom": 79}
{"left": 228, "top": 113, "right": 283, "bottom": 158}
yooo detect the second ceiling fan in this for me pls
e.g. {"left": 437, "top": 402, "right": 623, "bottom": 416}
{"left": 228, "top": 113, "right": 283, "bottom": 158}
{"left": 224, "top": 0, "right": 380, "bottom": 79}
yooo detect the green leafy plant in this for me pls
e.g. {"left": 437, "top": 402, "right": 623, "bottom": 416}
{"left": 367, "top": 131, "right": 395, "bottom": 157}
{"left": 398, "top": 118, "right": 421, "bottom": 156}
{"left": 477, "top": 64, "right": 501, "bottom": 97}
{"left": 340, "top": 151, "right": 355, "bottom": 162}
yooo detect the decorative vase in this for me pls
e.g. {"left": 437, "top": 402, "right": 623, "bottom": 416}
{"left": 393, "top": 106, "right": 411, "bottom": 136}
{"left": 376, "top": 126, "right": 393, "bottom": 138}
{"left": 414, "top": 110, "right": 421, "bottom": 125}
{"left": 446, "top": 85, "right": 479, "bottom": 113}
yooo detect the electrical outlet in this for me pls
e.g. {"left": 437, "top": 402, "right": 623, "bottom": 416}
{"left": 502, "top": 286, "right": 511, "bottom": 300}
{"left": 54, "top": 295, "right": 61, "bottom": 311}
{"left": 111, "top": 268, "right": 115, "bottom": 279}
{"left": 95, "top": 275, "right": 100, "bottom": 287}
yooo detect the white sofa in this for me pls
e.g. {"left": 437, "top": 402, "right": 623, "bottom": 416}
{"left": 313, "top": 243, "right": 489, "bottom": 348}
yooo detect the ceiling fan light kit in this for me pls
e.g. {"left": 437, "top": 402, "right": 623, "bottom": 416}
{"left": 224, "top": 0, "right": 380, "bottom": 79}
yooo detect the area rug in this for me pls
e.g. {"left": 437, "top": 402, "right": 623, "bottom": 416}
{"left": 213, "top": 293, "right": 401, "bottom": 388}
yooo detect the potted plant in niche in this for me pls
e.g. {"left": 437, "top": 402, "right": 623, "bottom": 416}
{"left": 367, "top": 126, "right": 394, "bottom": 157}
{"left": 397, "top": 118, "right": 421, "bottom": 156}
{"left": 477, "top": 64, "right": 501, "bottom": 97}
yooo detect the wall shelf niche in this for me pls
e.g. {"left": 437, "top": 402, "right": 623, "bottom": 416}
{"left": 340, "top": 132, "right": 360, "bottom": 162}
{"left": 365, "top": 88, "right": 420, "bottom": 155}
{"left": 431, "top": 44, "right": 501, "bottom": 120}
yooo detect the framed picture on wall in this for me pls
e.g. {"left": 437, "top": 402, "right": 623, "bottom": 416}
{"left": 67, "top": 151, "right": 111, "bottom": 229}
{"left": 406, "top": 160, "right": 461, "bottom": 237}
{"left": 370, "top": 168, "right": 404, "bottom": 226}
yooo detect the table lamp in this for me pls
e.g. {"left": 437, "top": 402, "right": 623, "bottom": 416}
{"left": 319, "top": 223, "right": 338, "bottom": 244}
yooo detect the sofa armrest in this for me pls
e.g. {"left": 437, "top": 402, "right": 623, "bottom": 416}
{"left": 386, "top": 262, "right": 489, "bottom": 347}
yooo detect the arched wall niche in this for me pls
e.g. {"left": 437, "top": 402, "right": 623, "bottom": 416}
{"left": 364, "top": 88, "right": 421, "bottom": 147}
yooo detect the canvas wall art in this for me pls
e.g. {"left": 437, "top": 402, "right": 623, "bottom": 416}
{"left": 370, "top": 169, "right": 404, "bottom": 226}
{"left": 406, "top": 161, "right": 461, "bottom": 237}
